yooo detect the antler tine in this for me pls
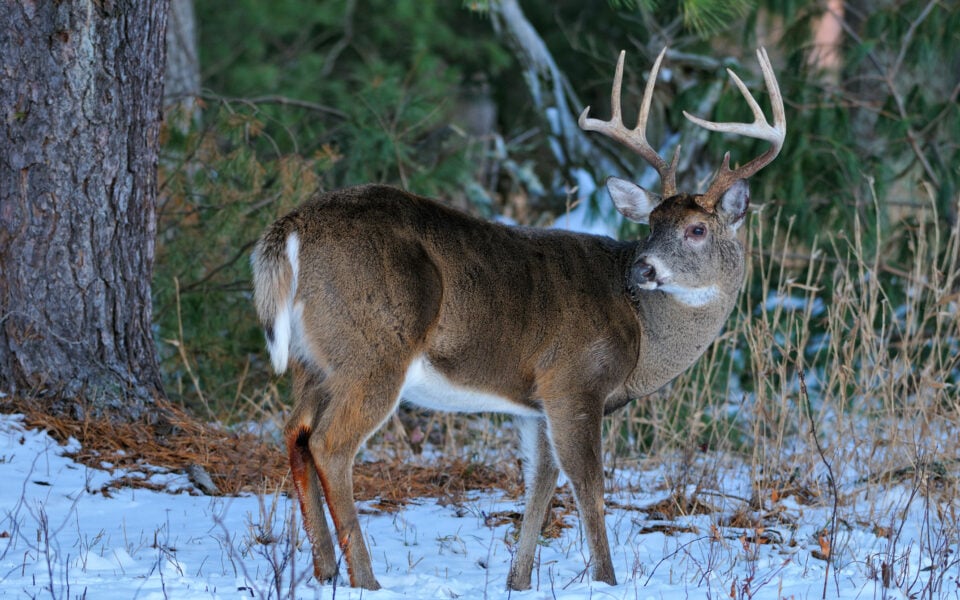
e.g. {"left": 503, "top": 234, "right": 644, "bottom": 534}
{"left": 683, "top": 47, "right": 786, "bottom": 211}
{"left": 609, "top": 50, "right": 626, "bottom": 126}
{"left": 579, "top": 48, "right": 680, "bottom": 198}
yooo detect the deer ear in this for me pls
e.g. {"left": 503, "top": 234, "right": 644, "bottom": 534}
{"left": 718, "top": 179, "right": 750, "bottom": 230}
{"left": 606, "top": 177, "right": 661, "bottom": 224}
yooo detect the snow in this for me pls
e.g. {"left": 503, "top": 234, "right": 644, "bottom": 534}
{"left": 2, "top": 413, "right": 957, "bottom": 599}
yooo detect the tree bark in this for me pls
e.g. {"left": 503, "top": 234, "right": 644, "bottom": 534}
{"left": 0, "top": 1, "right": 169, "bottom": 413}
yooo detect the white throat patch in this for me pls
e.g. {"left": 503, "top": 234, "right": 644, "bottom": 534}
{"left": 657, "top": 282, "right": 721, "bottom": 307}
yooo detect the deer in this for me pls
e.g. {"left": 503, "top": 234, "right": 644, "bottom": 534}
{"left": 251, "top": 47, "right": 785, "bottom": 591}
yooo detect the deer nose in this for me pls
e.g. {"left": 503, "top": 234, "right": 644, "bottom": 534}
{"left": 633, "top": 258, "right": 656, "bottom": 284}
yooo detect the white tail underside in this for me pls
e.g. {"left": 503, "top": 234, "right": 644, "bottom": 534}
{"left": 266, "top": 233, "right": 300, "bottom": 374}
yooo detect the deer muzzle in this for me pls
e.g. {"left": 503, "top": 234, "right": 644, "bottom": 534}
{"left": 632, "top": 257, "right": 658, "bottom": 289}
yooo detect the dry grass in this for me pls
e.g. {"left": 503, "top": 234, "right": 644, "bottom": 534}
{"left": 602, "top": 187, "right": 960, "bottom": 505}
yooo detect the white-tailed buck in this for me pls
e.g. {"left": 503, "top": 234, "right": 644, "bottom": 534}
{"left": 252, "top": 47, "right": 785, "bottom": 590}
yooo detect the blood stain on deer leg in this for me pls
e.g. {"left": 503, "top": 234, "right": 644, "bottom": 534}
{"left": 285, "top": 424, "right": 338, "bottom": 582}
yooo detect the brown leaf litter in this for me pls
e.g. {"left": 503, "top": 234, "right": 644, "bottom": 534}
{"left": 0, "top": 394, "right": 521, "bottom": 509}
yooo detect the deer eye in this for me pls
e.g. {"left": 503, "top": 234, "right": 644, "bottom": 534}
{"left": 685, "top": 223, "right": 707, "bottom": 240}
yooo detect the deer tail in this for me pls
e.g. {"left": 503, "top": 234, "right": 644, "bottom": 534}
{"left": 251, "top": 219, "right": 300, "bottom": 374}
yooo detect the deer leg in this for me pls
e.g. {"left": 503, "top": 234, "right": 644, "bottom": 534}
{"left": 544, "top": 404, "right": 615, "bottom": 586}
{"left": 308, "top": 379, "right": 402, "bottom": 591}
{"left": 286, "top": 366, "right": 339, "bottom": 583}
{"left": 508, "top": 416, "right": 559, "bottom": 591}
{"left": 286, "top": 426, "right": 339, "bottom": 583}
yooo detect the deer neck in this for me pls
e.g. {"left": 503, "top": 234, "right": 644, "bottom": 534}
{"left": 623, "top": 253, "right": 744, "bottom": 398}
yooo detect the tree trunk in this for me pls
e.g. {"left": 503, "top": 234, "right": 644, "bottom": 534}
{"left": 164, "top": 0, "right": 201, "bottom": 131}
{"left": 0, "top": 1, "right": 169, "bottom": 414}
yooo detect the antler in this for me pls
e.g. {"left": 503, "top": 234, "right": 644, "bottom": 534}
{"left": 579, "top": 48, "right": 681, "bottom": 198}
{"left": 683, "top": 47, "right": 786, "bottom": 211}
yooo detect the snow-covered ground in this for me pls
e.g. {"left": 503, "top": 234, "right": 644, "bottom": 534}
{"left": 1, "top": 412, "right": 957, "bottom": 599}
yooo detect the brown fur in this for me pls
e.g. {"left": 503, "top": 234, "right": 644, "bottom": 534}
{"left": 251, "top": 181, "right": 750, "bottom": 590}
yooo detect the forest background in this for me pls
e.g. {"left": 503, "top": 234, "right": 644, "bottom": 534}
{"left": 0, "top": 0, "right": 958, "bottom": 597}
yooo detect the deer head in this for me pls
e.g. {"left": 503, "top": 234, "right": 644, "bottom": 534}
{"left": 579, "top": 47, "right": 785, "bottom": 305}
